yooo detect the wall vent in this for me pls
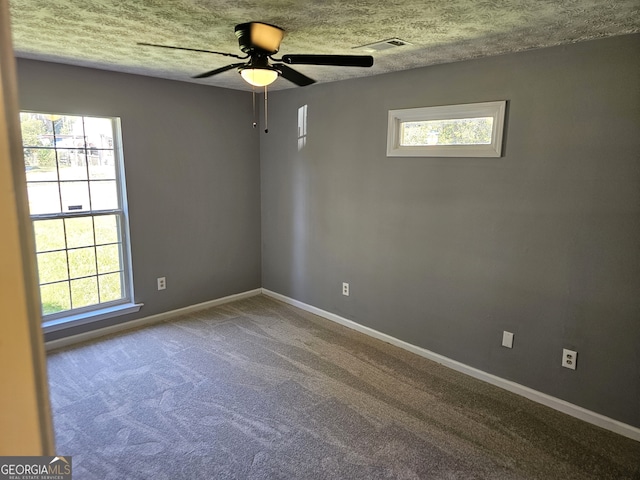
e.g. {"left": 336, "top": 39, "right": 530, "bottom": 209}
{"left": 354, "top": 38, "right": 412, "bottom": 53}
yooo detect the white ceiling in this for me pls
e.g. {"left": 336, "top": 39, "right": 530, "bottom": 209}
{"left": 9, "top": 0, "right": 640, "bottom": 91}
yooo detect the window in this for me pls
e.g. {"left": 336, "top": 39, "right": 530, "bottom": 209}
{"left": 297, "top": 104, "right": 308, "bottom": 151}
{"left": 20, "top": 112, "right": 137, "bottom": 327}
{"left": 387, "top": 101, "right": 506, "bottom": 157}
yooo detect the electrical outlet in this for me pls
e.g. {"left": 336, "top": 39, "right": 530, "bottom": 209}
{"left": 157, "top": 277, "right": 166, "bottom": 291}
{"left": 342, "top": 282, "right": 349, "bottom": 296}
{"left": 562, "top": 348, "right": 577, "bottom": 370}
{"left": 502, "top": 331, "right": 514, "bottom": 348}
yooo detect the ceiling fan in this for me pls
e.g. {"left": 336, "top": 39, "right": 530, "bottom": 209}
{"left": 138, "top": 21, "right": 374, "bottom": 88}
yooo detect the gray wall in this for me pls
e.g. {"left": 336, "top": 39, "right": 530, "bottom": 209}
{"left": 260, "top": 34, "right": 640, "bottom": 427}
{"left": 17, "top": 60, "right": 262, "bottom": 341}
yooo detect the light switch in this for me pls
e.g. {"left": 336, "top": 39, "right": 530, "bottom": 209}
{"left": 502, "top": 331, "right": 514, "bottom": 348}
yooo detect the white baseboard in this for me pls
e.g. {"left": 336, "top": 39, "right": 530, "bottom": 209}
{"left": 262, "top": 288, "right": 640, "bottom": 442}
{"left": 45, "top": 288, "right": 263, "bottom": 352}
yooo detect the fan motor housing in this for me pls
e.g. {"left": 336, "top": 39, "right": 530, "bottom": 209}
{"left": 235, "top": 22, "right": 284, "bottom": 54}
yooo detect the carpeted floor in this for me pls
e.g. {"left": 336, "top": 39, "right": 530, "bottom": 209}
{"left": 47, "top": 295, "right": 640, "bottom": 479}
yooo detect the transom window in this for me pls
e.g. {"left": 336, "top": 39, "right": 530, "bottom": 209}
{"left": 20, "top": 112, "right": 135, "bottom": 324}
{"left": 387, "top": 101, "right": 506, "bottom": 157}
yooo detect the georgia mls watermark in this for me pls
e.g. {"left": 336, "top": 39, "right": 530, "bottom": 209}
{"left": 0, "top": 457, "right": 71, "bottom": 480}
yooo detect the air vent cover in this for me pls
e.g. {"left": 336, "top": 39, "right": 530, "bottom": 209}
{"left": 355, "top": 38, "right": 412, "bottom": 53}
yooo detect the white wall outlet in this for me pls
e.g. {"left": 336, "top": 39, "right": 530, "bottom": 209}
{"left": 562, "top": 348, "right": 577, "bottom": 370}
{"left": 502, "top": 331, "right": 514, "bottom": 348}
{"left": 342, "top": 282, "right": 349, "bottom": 296}
{"left": 157, "top": 277, "right": 166, "bottom": 291}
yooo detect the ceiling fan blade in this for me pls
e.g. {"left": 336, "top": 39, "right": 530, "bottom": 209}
{"left": 273, "top": 64, "right": 316, "bottom": 87}
{"left": 192, "top": 63, "right": 246, "bottom": 79}
{"left": 281, "top": 54, "right": 374, "bottom": 67}
{"left": 137, "top": 42, "right": 246, "bottom": 59}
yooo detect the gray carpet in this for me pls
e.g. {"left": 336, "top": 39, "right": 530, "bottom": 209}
{"left": 47, "top": 295, "right": 640, "bottom": 479}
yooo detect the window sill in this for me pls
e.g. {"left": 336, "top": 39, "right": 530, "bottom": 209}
{"left": 42, "top": 302, "right": 143, "bottom": 334}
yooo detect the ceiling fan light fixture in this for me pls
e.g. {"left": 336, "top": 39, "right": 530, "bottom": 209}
{"left": 141, "top": 22, "right": 373, "bottom": 88}
{"left": 240, "top": 67, "right": 279, "bottom": 87}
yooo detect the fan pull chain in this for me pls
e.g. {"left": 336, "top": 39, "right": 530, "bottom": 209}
{"left": 252, "top": 86, "right": 257, "bottom": 128}
{"left": 264, "top": 85, "right": 269, "bottom": 133}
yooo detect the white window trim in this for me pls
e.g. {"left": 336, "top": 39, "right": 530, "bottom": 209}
{"left": 387, "top": 101, "right": 507, "bottom": 157}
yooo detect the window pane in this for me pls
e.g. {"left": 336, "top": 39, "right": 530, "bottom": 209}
{"left": 99, "top": 273, "right": 123, "bottom": 303}
{"left": 70, "top": 277, "right": 99, "bottom": 309}
{"left": 68, "top": 247, "right": 97, "bottom": 279}
{"left": 40, "top": 282, "right": 71, "bottom": 315}
{"left": 37, "top": 251, "right": 69, "bottom": 283}
{"left": 83, "top": 117, "right": 114, "bottom": 149}
{"left": 97, "top": 244, "right": 121, "bottom": 274}
{"left": 88, "top": 151, "right": 116, "bottom": 180}
{"left": 58, "top": 151, "right": 88, "bottom": 180}
{"left": 94, "top": 215, "right": 120, "bottom": 245}
{"left": 400, "top": 117, "right": 494, "bottom": 146}
{"left": 20, "top": 112, "right": 54, "bottom": 147}
{"left": 90, "top": 181, "right": 119, "bottom": 210}
{"left": 60, "top": 181, "right": 90, "bottom": 212}
{"left": 33, "top": 219, "right": 66, "bottom": 252}
{"left": 54, "top": 115, "right": 84, "bottom": 143}
{"left": 65, "top": 217, "right": 94, "bottom": 248}
{"left": 25, "top": 149, "right": 58, "bottom": 181}
{"left": 27, "top": 182, "right": 61, "bottom": 215}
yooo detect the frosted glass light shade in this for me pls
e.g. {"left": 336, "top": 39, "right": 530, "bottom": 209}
{"left": 240, "top": 68, "right": 278, "bottom": 87}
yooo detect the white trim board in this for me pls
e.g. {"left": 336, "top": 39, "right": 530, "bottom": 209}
{"left": 262, "top": 288, "right": 640, "bottom": 442}
{"left": 45, "top": 288, "right": 263, "bottom": 352}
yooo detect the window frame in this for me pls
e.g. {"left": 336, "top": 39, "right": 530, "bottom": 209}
{"left": 297, "top": 104, "right": 308, "bottom": 151}
{"left": 20, "top": 111, "right": 138, "bottom": 329}
{"left": 387, "top": 101, "right": 507, "bottom": 157}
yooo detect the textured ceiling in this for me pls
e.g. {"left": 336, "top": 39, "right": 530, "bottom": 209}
{"left": 9, "top": 0, "right": 640, "bottom": 91}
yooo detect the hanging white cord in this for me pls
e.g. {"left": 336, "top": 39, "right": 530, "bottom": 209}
{"left": 264, "top": 85, "right": 269, "bottom": 133}
{"left": 252, "top": 85, "right": 257, "bottom": 128}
